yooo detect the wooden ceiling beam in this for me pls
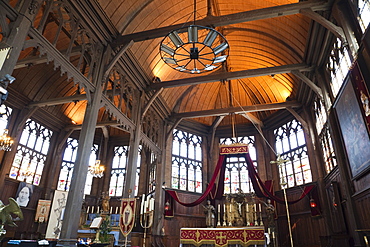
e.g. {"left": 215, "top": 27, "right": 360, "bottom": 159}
{"left": 27, "top": 94, "right": 87, "bottom": 107}
{"left": 14, "top": 46, "right": 83, "bottom": 69}
{"left": 171, "top": 101, "right": 301, "bottom": 119}
{"left": 112, "top": 0, "right": 331, "bottom": 46}
{"left": 149, "top": 63, "right": 312, "bottom": 90}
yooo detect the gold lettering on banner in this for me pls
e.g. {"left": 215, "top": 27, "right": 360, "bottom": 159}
{"left": 216, "top": 232, "right": 227, "bottom": 244}
{"left": 220, "top": 145, "right": 249, "bottom": 155}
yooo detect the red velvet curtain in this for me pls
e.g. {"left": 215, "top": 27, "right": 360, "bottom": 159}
{"left": 165, "top": 152, "right": 314, "bottom": 207}
{"left": 165, "top": 155, "right": 226, "bottom": 207}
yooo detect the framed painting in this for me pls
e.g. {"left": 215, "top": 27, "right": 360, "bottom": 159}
{"left": 15, "top": 182, "right": 34, "bottom": 207}
{"left": 334, "top": 75, "right": 370, "bottom": 178}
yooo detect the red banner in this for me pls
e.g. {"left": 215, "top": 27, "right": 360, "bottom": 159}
{"left": 220, "top": 144, "right": 249, "bottom": 154}
{"left": 180, "top": 227, "right": 265, "bottom": 246}
{"left": 120, "top": 198, "right": 136, "bottom": 237}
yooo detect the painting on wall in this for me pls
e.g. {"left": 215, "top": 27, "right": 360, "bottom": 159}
{"left": 45, "top": 190, "right": 68, "bottom": 239}
{"left": 334, "top": 76, "right": 370, "bottom": 178}
{"left": 35, "top": 199, "right": 52, "bottom": 223}
{"left": 350, "top": 62, "right": 370, "bottom": 134}
{"left": 15, "top": 182, "right": 34, "bottom": 207}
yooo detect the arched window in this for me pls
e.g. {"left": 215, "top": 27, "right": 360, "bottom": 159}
{"left": 171, "top": 129, "right": 203, "bottom": 192}
{"left": 326, "top": 38, "right": 351, "bottom": 99}
{"left": 313, "top": 97, "right": 337, "bottom": 174}
{"left": 357, "top": 0, "right": 370, "bottom": 32}
{"left": 0, "top": 104, "right": 12, "bottom": 132}
{"left": 57, "top": 137, "right": 97, "bottom": 195}
{"left": 274, "top": 119, "right": 312, "bottom": 188}
{"left": 220, "top": 136, "right": 257, "bottom": 194}
{"left": 9, "top": 119, "right": 53, "bottom": 185}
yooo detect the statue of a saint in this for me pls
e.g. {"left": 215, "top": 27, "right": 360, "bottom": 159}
{"left": 202, "top": 200, "right": 215, "bottom": 228}
{"left": 101, "top": 192, "right": 110, "bottom": 213}
{"left": 264, "top": 199, "right": 275, "bottom": 228}
{"left": 360, "top": 90, "right": 370, "bottom": 116}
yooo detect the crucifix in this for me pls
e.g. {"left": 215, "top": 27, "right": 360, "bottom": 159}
{"left": 271, "top": 154, "right": 294, "bottom": 247}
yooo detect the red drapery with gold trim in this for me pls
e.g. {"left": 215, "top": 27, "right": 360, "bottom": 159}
{"left": 165, "top": 152, "right": 314, "bottom": 206}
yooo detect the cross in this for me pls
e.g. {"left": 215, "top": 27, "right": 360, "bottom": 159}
{"left": 216, "top": 232, "right": 227, "bottom": 244}
{"left": 270, "top": 153, "right": 289, "bottom": 167}
{"left": 270, "top": 154, "right": 289, "bottom": 186}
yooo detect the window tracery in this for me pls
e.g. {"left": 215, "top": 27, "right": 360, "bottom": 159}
{"left": 9, "top": 119, "right": 53, "bottom": 185}
{"left": 171, "top": 129, "right": 203, "bottom": 192}
{"left": 220, "top": 136, "right": 257, "bottom": 194}
{"left": 274, "top": 119, "right": 312, "bottom": 188}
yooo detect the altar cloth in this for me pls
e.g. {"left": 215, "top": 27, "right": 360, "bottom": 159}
{"left": 180, "top": 227, "right": 265, "bottom": 247}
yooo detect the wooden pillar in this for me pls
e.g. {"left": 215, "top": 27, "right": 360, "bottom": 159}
{"left": 123, "top": 92, "right": 143, "bottom": 198}
{"left": 152, "top": 122, "right": 166, "bottom": 238}
{"left": 0, "top": 0, "right": 42, "bottom": 78}
{"left": 59, "top": 45, "right": 107, "bottom": 244}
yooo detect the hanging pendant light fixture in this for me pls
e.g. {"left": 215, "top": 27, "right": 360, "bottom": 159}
{"left": 160, "top": 0, "right": 229, "bottom": 74}
{"left": 0, "top": 129, "right": 14, "bottom": 151}
{"left": 88, "top": 135, "right": 105, "bottom": 178}
{"left": 88, "top": 159, "right": 105, "bottom": 178}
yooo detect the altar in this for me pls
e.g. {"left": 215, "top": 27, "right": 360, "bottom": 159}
{"left": 180, "top": 227, "right": 265, "bottom": 247}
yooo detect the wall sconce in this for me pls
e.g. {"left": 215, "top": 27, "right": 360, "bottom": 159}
{"left": 310, "top": 199, "right": 317, "bottom": 208}
{"left": 164, "top": 201, "right": 170, "bottom": 211}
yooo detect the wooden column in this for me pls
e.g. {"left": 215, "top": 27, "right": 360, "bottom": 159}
{"left": 0, "top": 0, "right": 42, "bottom": 78}
{"left": 123, "top": 92, "right": 143, "bottom": 198}
{"left": 58, "top": 45, "right": 107, "bottom": 245}
{"left": 152, "top": 122, "right": 166, "bottom": 239}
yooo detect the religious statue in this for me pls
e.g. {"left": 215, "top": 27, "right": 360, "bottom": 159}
{"left": 101, "top": 192, "right": 110, "bottom": 213}
{"left": 202, "top": 200, "right": 215, "bottom": 228}
{"left": 0, "top": 198, "right": 23, "bottom": 239}
{"left": 360, "top": 90, "right": 370, "bottom": 116}
{"left": 263, "top": 199, "right": 275, "bottom": 228}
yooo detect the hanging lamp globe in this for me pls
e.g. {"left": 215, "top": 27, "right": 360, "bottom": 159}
{"left": 160, "top": 25, "right": 229, "bottom": 74}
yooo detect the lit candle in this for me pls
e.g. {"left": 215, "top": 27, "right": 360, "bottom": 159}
{"left": 144, "top": 199, "right": 148, "bottom": 212}
{"left": 223, "top": 204, "right": 225, "bottom": 213}
{"left": 115, "top": 206, "right": 118, "bottom": 214}
{"left": 87, "top": 206, "right": 90, "bottom": 214}
{"left": 259, "top": 203, "right": 261, "bottom": 212}
{"left": 97, "top": 206, "right": 100, "bottom": 213}
{"left": 91, "top": 206, "right": 94, "bottom": 214}
{"left": 229, "top": 204, "right": 232, "bottom": 213}
{"left": 246, "top": 204, "right": 249, "bottom": 212}
{"left": 148, "top": 198, "right": 152, "bottom": 211}
{"left": 254, "top": 204, "right": 256, "bottom": 212}
{"left": 110, "top": 207, "right": 112, "bottom": 214}
{"left": 218, "top": 204, "right": 220, "bottom": 212}
{"left": 141, "top": 194, "right": 145, "bottom": 214}
{"left": 272, "top": 232, "right": 275, "bottom": 238}
{"left": 151, "top": 198, "right": 155, "bottom": 211}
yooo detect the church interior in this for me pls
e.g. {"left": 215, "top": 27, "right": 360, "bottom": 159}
{"left": 0, "top": 0, "right": 370, "bottom": 246}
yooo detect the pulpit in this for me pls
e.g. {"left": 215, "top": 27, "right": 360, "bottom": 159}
{"left": 180, "top": 227, "right": 265, "bottom": 247}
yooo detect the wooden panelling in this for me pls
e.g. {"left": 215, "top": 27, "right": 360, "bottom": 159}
{"left": 162, "top": 191, "right": 207, "bottom": 246}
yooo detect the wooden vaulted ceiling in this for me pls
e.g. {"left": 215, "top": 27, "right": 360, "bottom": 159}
{"left": 102, "top": 0, "right": 329, "bottom": 128}
{"left": 9, "top": 0, "right": 333, "bottom": 133}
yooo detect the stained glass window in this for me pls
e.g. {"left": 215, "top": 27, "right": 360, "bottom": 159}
{"left": 220, "top": 136, "right": 256, "bottom": 194}
{"left": 326, "top": 38, "right": 351, "bottom": 100}
{"left": 148, "top": 151, "right": 157, "bottom": 193}
{"left": 109, "top": 145, "right": 141, "bottom": 197}
{"left": 109, "top": 146, "right": 129, "bottom": 197}
{"left": 172, "top": 129, "right": 203, "bottom": 192}
{"left": 358, "top": 0, "right": 370, "bottom": 32}
{"left": 313, "top": 97, "right": 337, "bottom": 174}
{"left": 9, "top": 119, "right": 53, "bottom": 185}
{"left": 57, "top": 137, "right": 97, "bottom": 195}
{"left": 0, "top": 104, "right": 12, "bottom": 133}
{"left": 319, "top": 124, "right": 337, "bottom": 174}
{"left": 274, "top": 119, "right": 312, "bottom": 188}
